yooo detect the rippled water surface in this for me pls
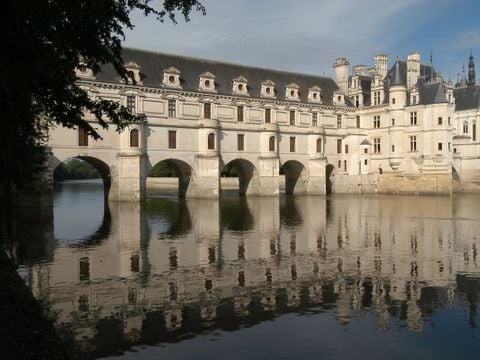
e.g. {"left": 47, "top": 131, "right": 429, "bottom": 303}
{"left": 11, "top": 181, "right": 480, "bottom": 359}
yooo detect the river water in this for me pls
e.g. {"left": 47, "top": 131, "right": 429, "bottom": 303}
{"left": 10, "top": 180, "right": 480, "bottom": 359}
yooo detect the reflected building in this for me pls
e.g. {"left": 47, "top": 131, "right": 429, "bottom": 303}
{"left": 20, "top": 195, "right": 480, "bottom": 356}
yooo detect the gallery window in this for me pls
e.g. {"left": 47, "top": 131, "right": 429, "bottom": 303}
{"left": 237, "top": 105, "right": 244, "bottom": 122}
{"left": 204, "top": 102, "right": 211, "bottom": 119}
{"left": 168, "top": 99, "right": 176, "bottom": 117}
{"left": 265, "top": 108, "right": 271, "bottom": 123}
{"left": 79, "top": 128, "right": 88, "bottom": 147}
{"left": 238, "top": 134, "right": 244, "bottom": 151}
{"left": 168, "top": 130, "right": 176, "bottom": 149}
{"left": 290, "top": 137, "right": 296, "bottom": 152}
{"left": 289, "top": 110, "right": 295, "bottom": 125}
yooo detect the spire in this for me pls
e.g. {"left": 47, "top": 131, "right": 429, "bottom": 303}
{"left": 390, "top": 60, "right": 404, "bottom": 86}
{"left": 459, "top": 64, "right": 468, "bottom": 87}
{"left": 468, "top": 50, "right": 475, "bottom": 85}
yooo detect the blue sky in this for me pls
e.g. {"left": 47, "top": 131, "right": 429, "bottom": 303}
{"left": 123, "top": 0, "right": 480, "bottom": 81}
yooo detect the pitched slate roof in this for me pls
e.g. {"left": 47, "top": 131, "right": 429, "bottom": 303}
{"left": 454, "top": 85, "right": 480, "bottom": 111}
{"left": 417, "top": 81, "right": 447, "bottom": 104}
{"left": 95, "top": 48, "right": 340, "bottom": 105}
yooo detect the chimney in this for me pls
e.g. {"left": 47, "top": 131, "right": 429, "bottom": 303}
{"left": 333, "top": 58, "right": 349, "bottom": 94}
{"left": 374, "top": 54, "right": 388, "bottom": 78}
{"left": 407, "top": 52, "right": 421, "bottom": 89}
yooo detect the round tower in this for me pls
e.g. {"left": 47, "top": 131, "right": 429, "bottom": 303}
{"left": 333, "top": 58, "right": 349, "bottom": 94}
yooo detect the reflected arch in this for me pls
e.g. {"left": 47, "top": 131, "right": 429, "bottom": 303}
{"left": 326, "top": 164, "right": 335, "bottom": 195}
{"left": 52, "top": 155, "right": 112, "bottom": 200}
{"left": 280, "top": 160, "right": 308, "bottom": 195}
{"left": 221, "top": 158, "right": 259, "bottom": 196}
{"left": 147, "top": 158, "right": 194, "bottom": 198}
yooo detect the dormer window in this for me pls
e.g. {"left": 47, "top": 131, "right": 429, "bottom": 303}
{"left": 285, "top": 83, "right": 299, "bottom": 101}
{"left": 233, "top": 76, "right": 249, "bottom": 96}
{"left": 333, "top": 92, "right": 345, "bottom": 105}
{"left": 261, "top": 79, "right": 276, "bottom": 98}
{"left": 199, "top": 71, "right": 216, "bottom": 92}
{"left": 125, "top": 61, "right": 142, "bottom": 85}
{"left": 308, "top": 86, "right": 322, "bottom": 103}
{"left": 163, "top": 66, "right": 181, "bottom": 88}
{"left": 76, "top": 62, "right": 95, "bottom": 79}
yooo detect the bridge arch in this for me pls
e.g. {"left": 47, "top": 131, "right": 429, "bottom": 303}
{"left": 280, "top": 159, "right": 308, "bottom": 195}
{"left": 51, "top": 155, "right": 112, "bottom": 200}
{"left": 147, "top": 158, "right": 195, "bottom": 198}
{"left": 221, "top": 158, "right": 259, "bottom": 196}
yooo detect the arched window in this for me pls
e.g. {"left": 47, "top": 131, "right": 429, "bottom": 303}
{"left": 130, "top": 129, "right": 139, "bottom": 147}
{"left": 208, "top": 133, "right": 215, "bottom": 150}
{"left": 316, "top": 138, "right": 322, "bottom": 153}
{"left": 269, "top": 136, "right": 275, "bottom": 151}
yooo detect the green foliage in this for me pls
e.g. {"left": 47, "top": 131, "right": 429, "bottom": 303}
{"left": 0, "top": 0, "right": 205, "bottom": 185}
{"left": 54, "top": 159, "right": 101, "bottom": 181}
{"left": 149, "top": 162, "right": 178, "bottom": 177}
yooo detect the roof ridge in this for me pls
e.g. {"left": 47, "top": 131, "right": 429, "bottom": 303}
{"left": 122, "top": 47, "right": 333, "bottom": 80}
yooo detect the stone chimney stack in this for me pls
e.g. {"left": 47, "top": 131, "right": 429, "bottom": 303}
{"left": 374, "top": 54, "right": 388, "bottom": 79}
{"left": 333, "top": 58, "right": 349, "bottom": 94}
{"left": 407, "top": 52, "right": 421, "bottom": 89}
{"left": 353, "top": 65, "right": 367, "bottom": 76}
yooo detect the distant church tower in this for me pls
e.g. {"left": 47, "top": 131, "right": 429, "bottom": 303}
{"left": 468, "top": 51, "right": 476, "bottom": 85}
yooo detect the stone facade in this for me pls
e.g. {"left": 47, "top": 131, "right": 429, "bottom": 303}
{"left": 39, "top": 48, "right": 480, "bottom": 202}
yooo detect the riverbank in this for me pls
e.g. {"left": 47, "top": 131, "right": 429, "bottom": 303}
{"left": 0, "top": 250, "right": 72, "bottom": 360}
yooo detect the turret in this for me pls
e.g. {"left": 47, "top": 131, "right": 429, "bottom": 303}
{"left": 389, "top": 60, "right": 407, "bottom": 108}
{"left": 333, "top": 58, "right": 349, "bottom": 94}
{"left": 407, "top": 52, "right": 420, "bottom": 89}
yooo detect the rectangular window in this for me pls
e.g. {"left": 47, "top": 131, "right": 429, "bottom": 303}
{"left": 438, "top": 142, "right": 443, "bottom": 152}
{"left": 344, "top": 160, "right": 347, "bottom": 172}
{"left": 373, "top": 115, "right": 380, "bottom": 128}
{"left": 265, "top": 108, "right": 271, "bottom": 123}
{"left": 410, "top": 136, "right": 417, "bottom": 152}
{"left": 355, "top": 95, "right": 360, "bottom": 108}
{"left": 79, "top": 128, "right": 88, "bottom": 147}
{"left": 438, "top": 117, "right": 443, "bottom": 125}
{"left": 356, "top": 115, "right": 360, "bottom": 128}
{"left": 391, "top": 118, "right": 395, "bottom": 126}
{"left": 391, "top": 145, "right": 395, "bottom": 152}
{"left": 290, "top": 137, "right": 296, "bottom": 152}
{"left": 448, "top": 117, "right": 451, "bottom": 126}
{"left": 412, "top": 95, "right": 417, "bottom": 105}
{"left": 312, "top": 112, "right": 318, "bottom": 126}
{"left": 338, "top": 160, "right": 341, "bottom": 168}
{"left": 410, "top": 112, "right": 417, "bottom": 125}
{"left": 392, "top": 97, "right": 396, "bottom": 104}
{"left": 126, "top": 95, "right": 135, "bottom": 113}
{"left": 237, "top": 106, "right": 244, "bottom": 122}
{"left": 364, "top": 159, "right": 368, "bottom": 165}
{"left": 289, "top": 110, "right": 295, "bottom": 125}
{"left": 474, "top": 123, "right": 477, "bottom": 141}
{"left": 345, "top": 144, "right": 349, "bottom": 154}
{"left": 448, "top": 142, "right": 451, "bottom": 151}
{"left": 168, "top": 99, "right": 176, "bottom": 117}
{"left": 374, "top": 91, "right": 381, "bottom": 105}
{"left": 374, "top": 138, "right": 381, "bottom": 154}
{"left": 337, "top": 138, "right": 342, "bottom": 154}
{"left": 168, "top": 130, "right": 176, "bottom": 149}
{"left": 204, "top": 103, "right": 211, "bottom": 119}
{"left": 238, "top": 134, "right": 244, "bottom": 151}
{"left": 337, "top": 114, "right": 342, "bottom": 128}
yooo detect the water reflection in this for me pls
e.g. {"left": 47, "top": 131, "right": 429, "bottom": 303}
{"left": 10, "top": 187, "right": 480, "bottom": 359}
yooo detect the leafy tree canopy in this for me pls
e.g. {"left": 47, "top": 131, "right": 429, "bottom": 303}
{"left": 0, "top": 0, "right": 205, "bottom": 185}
